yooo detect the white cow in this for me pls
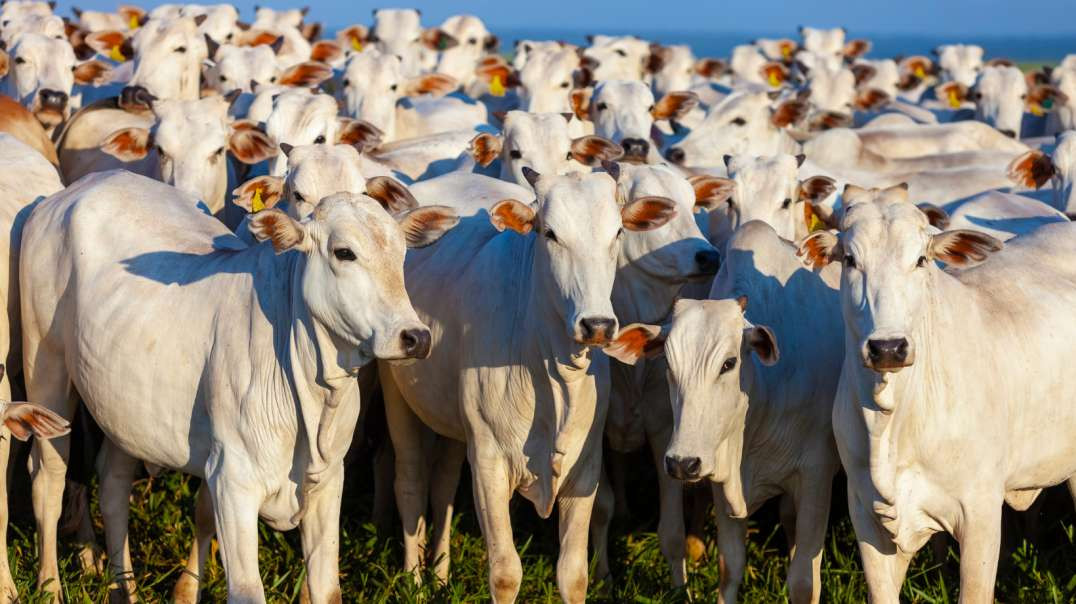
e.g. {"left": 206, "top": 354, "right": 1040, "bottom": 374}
{"left": 797, "top": 184, "right": 1076, "bottom": 604}
{"left": 435, "top": 14, "right": 496, "bottom": 94}
{"left": 380, "top": 169, "right": 676, "bottom": 603}
{"left": 517, "top": 46, "right": 586, "bottom": 114}
{"left": 935, "top": 44, "right": 984, "bottom": 87}
{"left": 203, "top": 42, "right": 332, "bottom": 94}
{"left": 570, "top": 80, "right": 697, "bottom": 162}
{"left": 1006, "top": 135, "right": 1076, "bottom": 217}
{"left": 369, "top": 8, "right": 455, "bottom": 78}
{"left": 583, "top": 35, "right": 651, "bottom": 82}
{"left": 19, "top": 170, "right": 459, "bottom": 602}
{"left": 938, "top": 191, "right": 1068, "bottom": 242}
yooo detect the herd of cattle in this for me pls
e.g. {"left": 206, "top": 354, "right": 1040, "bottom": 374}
{"left": 0, "top": 1, "right": 1072, "bottom": 602}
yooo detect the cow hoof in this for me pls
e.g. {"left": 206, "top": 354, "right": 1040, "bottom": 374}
{"left": 685, "top": 534, "right": 707, "bottom": 562}
{"left": 78, "top": 543, "right": 106, "bottom": 575}
{"left": 172, "top": 574, "right": 200, "bottom": 604}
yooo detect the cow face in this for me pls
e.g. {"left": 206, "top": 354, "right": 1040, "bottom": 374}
{"left": 235, "top": 144, "right": 370, "bottom": 219}
{"left": 972, "top": 65, "right": 1028, "bottom": 138}
{"left": 434, "top": 14, "right": 493, "bottom": 87}
{"left": 800, "top": 26, "right": 846, "bottom": 58}
{"left": 494, "top": 111, "right": 621, "bottom": 186}
{"left": 665, "top": 91, "right": 805, "bottom": 167}
{"left": 126, "top": 16, "right": 209, "bottom": 101}
{"left": 804, "top": 64, "right": 858, "bottom": 124}
{"left": 370, "top": 8, "right": 452, "bottom": 78}
{"left": 204, "top": 44, "right": 279, "bottom": 93}
{"left": 613, "top": 163, "right": 719, "bottom": 281}
{"left": 0, "top": 12, "right": 64, "bottom": 46}
{"left": 583, "top": 35, "right": 651, "bottom": 82}
{"left": 263, "top": 89, "right": 340, "bottom": 176}
{"left": 582, "top": 81, "right": 697, "bottom": 162}
{"left": 249, "top": 192, "right": 458, "bottom": 363}
{"left": 935, "top": 44, "right": 984, "bottom": 87}
{"left": 517, "top": 46, "right": 581, "bottom": 113}
{"left": 1, "top": 33, "right": 109, "bottom": 130}
{"left": 648, "top": 44, "right": 696, "bottom": 98}
{"left": 797, "top": 185, "right": 1002, "bottom": 375}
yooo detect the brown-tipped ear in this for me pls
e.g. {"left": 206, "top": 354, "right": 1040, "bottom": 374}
{"left": 404, "top": 73, "right": 459, "bottom": 97}
{"left": 929, "top": 230, "right": 1003, "bottom": 267}
{"left": 842, "top": 39, "right": 872, "bottom": 59}
{"left": 1007, "top": 150, "right": 1055, "bottom": 189}
{"left": 771, "top": 99, "right": 808, "bottom": 128}
{"left": 937, "top": 81, "right": 968, "bottom": 109}
{"left": 688, "top": 175, "right": 735, "bottom": 211}
{"left": 604, "top": 323, "right": 665, "bottom": 365}
{"left": 1027, "top": 84, "right": 1068, "bottom": 116}
{"left": 759, "top": 61, "right": 789, "bottom": 87}
{"left": 694, "top": 57, "right": 727, "bottom": 79}
{"left": 854, "top": 88, "right": 890, "bottom": 111}
{"left": 73, "top": 60, "right": 112, "bottom": 85}
{"left": 917, "top": 202, "right": 950, "bottom": 230}
{"left": 744, "top": 325, "right": 779, "bottom": 366}
{"left": 395, "top": 205, "right": 460, "bottom": 248}
{"left": 651, "top": 91, "right": 699, "bottom": 120}
{"left": 301, "top": 22, "right": 322, "bottom": 43}
{"left": 336, "top": 118, "right": 383, "bottom": 152}
{"left": 570, "top": 135, "right": 623, "bottom": 166}
{"left": 0, "top": 51, "right": 7, "bottom": 79}
{"left": 621, "top": 196, "right": 677, "bottom": 231}
{"left": 338, "top": 24, "right": 368, "bottom": 51}
{"left": 569, "top": 87, "right": 592, "bottom": 120}
{"left": 490, "top": 199, "right": 536, "bottom": 234}
{"left": 985, "top": 57, "right": 1014, "bottom": 68}
{"left": 101, "top": 127, "right": 152, "bottom": 161}
{"left": 809, "top": 111, "right": 854, "bottom": 131}
{"left": 420, "top": 28, "right": 458, "bottom": 51}
{"left": 851, "top": 63, "right": 876, "bottom": 87}
{"left": 796, "top": 230, "right": 842, "bottom": 268}
{"left": 85, "top": 30, "right": 130, "bottom": 59}
{"left": 469, "top": 132, "right": 502, "bottom": 167}
{"left": 249, "top": 209, "right": 310, "bottom": 253}
{"left": 798, "top": 175, "right": 837, "bottom": 204}
{"left": 278, "top": 61, "right": 333, "bottom": 87}
{"left": 310, "top": 40, "right": 343, "bottom": 64}
{"left": 229, "top": 126, "right": 277, "bottom": 164}
{"left": 475, "top": 57, "right": 518, "bottom": 94}
{"left": 365, "top": 176, "right": 418, "bottom": 214}
{"left": 232, "top": 175, "right": 284, "bottom": 212}
{"left": 3, "top": 403, "right": 71, "bottom": 441}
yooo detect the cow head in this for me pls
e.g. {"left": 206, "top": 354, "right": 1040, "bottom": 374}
{"left": 576, "top": 80, "right": 697, "bottom": 162}
{"left": 434, "top": 14, "right": 495, "bottom": 88}
{"left": 517, "top": 46, "right": 585, "bottom": 113}
{"left": 263, "top": 89, "right": 342, "bottom": 175}
{"left": 249, "top": 191, "right": 458, "bottom": 362}
{"left": 934, "top": 44, "right": 984, "bottom": 87}
{"left": 87, "top": 16, "right": 208, "bottom": 102}
{"left": 1007, "top": 135, "right": 1075, "bottom": 217}
{"left": 797, "top": 184, "right": 1003, "bottom": 377}
{"left": 482, "top": 111, "right": 622, "bottom": 186}
{"left": 369, "top": 8, "right": 456, "bottom": 78}
{"left": 799, "top": 26, "right": 846, "bottom": 58}
{"left": 234, "top": 143, "right": 371, "bottom": 219}
{"left": 582, "top": 35, "right": 651, "bottom": 82}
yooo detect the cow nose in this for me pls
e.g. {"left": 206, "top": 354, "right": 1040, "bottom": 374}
{"left": 694, "top": 249, "right": 721, "bottom": 275}
{"left": 621, "top": 137, "right": 649, "bottom": 159}
{"left": 665, "top": 455, "right": 701, "bottom": 480}
{"left": 665, "top": 146, "right": 686, "bottom": 165}
{"left": 38, "top": 89, "right": 68, "bottom": 110}
{"left": 400, "top": 328, "right": 432, "bottom": 359}
{"left": 866, "top": 337, "right": 909, "bottom": 368}
{"left": 999, "top": 129, "right": 1017, "bottom": 139}
{"left": 578, "top": 317, "right": 617, "bottom": 345}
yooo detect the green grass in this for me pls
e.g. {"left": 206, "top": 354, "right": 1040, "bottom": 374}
{"left": 5, "top": 452, "right": 1076, "bottom": 603}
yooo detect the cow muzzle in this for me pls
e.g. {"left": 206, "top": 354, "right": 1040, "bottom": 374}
{"left": 664, "top": 454, "right": 702, "bottom": 481}
{"left": 119, "top": 85, "right": 157, "bottom": 112}
{"left": 863, "top": 336, "right": 914, "bottom": 372}
{"left": 38, "top": 89, "right": 68, "bottom": 111}
{"left": 576, "top": 316, "right": 617, "bottom": 346}
{"left": 664, "top": 146, "right": 686, "bottom": 165}
{"left": 620, "top": 137, "right": 649, "bottom": 162}
{"left": 400, "top": 328, "right": 432, "bottom": 359}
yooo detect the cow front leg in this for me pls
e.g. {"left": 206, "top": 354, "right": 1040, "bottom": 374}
{"left": 207, "top": 461, "right": 265, "bottom": 603}
{"left": 98, "top": 439, "right": 140, "bottom": 602}
{"left": 428, "top": 437, "right": 464, "bottom": 583}
{"left": 847, "top": 485, "right": 911, "bottom": 604}
{"left": 469, "top": 447, "right": 521, "bottom": 603}
{"left": 588, "top": 461, "right": 614, "bottom": 583}
{"left": 174, "top": 482, "right": 216, "bottom": 603}
{"left": 713, "top": 484, "right": 747, "bottom": 604}
{"left": 955, "top": 498, "right": 1003, "bottom": 604}
{"left": 0, "top": 432, "right": 14, "bottom": 603}
{"left": 299, "top": 463, "right": 344, "bottom": 604}
{"left": 648, "top": 433, "right": 686, "bottom": 586}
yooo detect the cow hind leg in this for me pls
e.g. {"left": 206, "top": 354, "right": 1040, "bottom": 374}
{"left": 428, "top": 437, "right": 464, "bottom": 583}
{"left": 173, "top": 481, "right": 216, "bottom": 604}
{"left": 786, "top": 474, "right": 835, "bottom": 604}
{"left": 588, "top": 462, "right": 614, "bottom": 584}
{"left": 98, "top": 438, "right": 139, "bottom": 603}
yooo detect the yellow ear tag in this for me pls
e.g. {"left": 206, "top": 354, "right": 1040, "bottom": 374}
{"left": 251, "top": 188, "right": 265, "bottom": 212}
{"left": 350, "top": 36, "right": 363, "bottom": 52}
{"left": 1030, "top": 103, "right": 1044, "bottom": 117}
{"left": 109, "top": 44, "right": 126, "bottom": 62}
{"left": 808, "top": 212, "right": 824, "bottom": 232}
{"left": 128, "top": 14, "right": 140, "bottom": 30}
{"left": 914, "top": 66, "right": 925, "bottom": 79}
{"left": 781, "top": 45, "right": 792, "bottom": 59}
{"left": 768, "top": 71, "right": 780, "bottom": 87}
{"left": 490, "top": 74, "right": 506, "bottom": 97}
{"left": 947, "top": 88, "right": 961, "bottom": 109}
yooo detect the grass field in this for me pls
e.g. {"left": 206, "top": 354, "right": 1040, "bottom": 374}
{"left": 5, "top": 440, "right": 1076, "bottom": 603}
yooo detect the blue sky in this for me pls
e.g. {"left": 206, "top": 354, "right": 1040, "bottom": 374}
{"left": 61, "top": 0, "right": 1076, "bottom": 36}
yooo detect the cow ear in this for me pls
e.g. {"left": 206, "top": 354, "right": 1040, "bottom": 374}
{"left": 249, "top": 209, "right": 310, "bottom": 253}
{"left": 365, "top": 176, "right": 418, "bottom": 214}
{"left": 84, "top": 30, "right": 128, "bottom": 59}
{"left": 232, "top": 175, "right": 284, "bottom": 213}
{"left": 759, "top": 61, "right": 789, "bottom": 87}
{"left": 744, "top": 325, "right": 779, "bottom": 366}
{"left": 278, "top": 61, "right": 332, "bottom": 87}
{"left": 404, "top": 73, "right": 458, "bottom": 97}
{"left": 936, "top": 81, "right": 968, "bottom": 108}
{"left": 798, "top": 175, "right": 837, "bottom": 204}
{"left": 796, "top": 230, "right": 842, "bottom": 268}
{"left": 854, "top": 88, "right": 890, "bottom": 111}
{"left": 651, "top": 91, "right": 699, "bottom": 120}
{"left": 310, "top": 40, "right": 342, "bottom": 64}
{"left": 101, "top": 127, "right": 152, "bottom": 161}
{"left": 928, "top": 230, "right": 1003, "bottom": 267}
{"left": 2, "top": 403, "right": 70, "bottom": 441}
{"left": 0, "top": 50, "right": 8, "bottom": 78}
{"left": 917, "top": 203, "right": 950, "bottom": 230}
{"left": 570, "top": 135, "right": 623, "bottom": 166}
{"left": 72, "top": 59, "right": 111, "bottom": 85}
{"left": 336, "top": 117, "right": 383, "bottom": 152}
{"left": 605, "top": 323, "right": 665, "bottom": 365}
{"left": 569, "top": 87, "right": 592, "bottom": 120}
{"left": 1007, "top": 149, "right": 1055, "bottom": 190}
{"left": 771, "top": 99, "right": 808, "bottom": 128}
{"left": 1027, "top": 84, "right": 1068, "bottom": 116}
{"left": 229, "top": 126, "right": 277, "bottom": 164}
{"left": 301, "top": 22, "right": 322, "bottom": 43}
{"left": 694, "top": 57, "right": 727, "bottom": 78}
{"left": 688, "top": 175, "right": 735, "bottom": 212}
{"left": 842, "top": 38, "right": 872, "bottom": 59}
{"left": 469, "top": 132, "right": 502, "bottom": 167}
{"left": 851, "top": 63, "right": 876, "bottom": 87}
{"left": 622, "top": 196, "right": 677, "bottom": 232}
{"left": 395, "top": 205, "right": 460, "bottom": 248}
{"left": 420, "top": 28, "right": 458, "bottom": 51}
{"left": 490, "top": 199, "right": 536, "bottom": 235}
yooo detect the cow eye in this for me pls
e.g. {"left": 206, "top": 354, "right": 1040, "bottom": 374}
{"left": 596, "top": 102, "right": 607, "bottom": 111}
{"left": 342, "top": 78, "right": 350, "bottom": 87}
{"left": 781, "top": 198, "right": 792, "bottom": 209}
{"left": 544, "top": 228, "right": 558, "bottom": 242}
{"left": 468, "top": 37, "right": 477, "bottom": 45}
{"left": 334, "top": 248, "right": 357, "bottom": 261}
{"left": 1020, "top": 93, "right": 1027, "bottom": 100}
{"left": 294, "top": 192, "right": 306, "bottom": 202}
{"left": 844, "top": 254, "right": 856, "bottom": 269}
{"left": 560, "top": 81, "right": 570, "bottom": 88}
{"left": 726, "top": 198, "right": 736, "bottom": 209}
{"left": 648, "top": 104, "right": 655, "bottom": 112}
{"left": 269, "top": 76, "right": 277, "bottom": 83}
{"left": 313, "top": 135, "right": 326, "bottom": 144}
{"left": 731, "top": 117, "right": 747, "bottom": 126}
{"left": 720, "top": 357, "right": 737, "bottom": 374}
{"left": 390, "top": 83, "right": 398, "bottom": 91}
{"left": 565, "top": 151, "right": 573, "bottom": 159}
{"left": 219, "top": 74, "right": 227, "bottom": 81}
{"left": 226, "top": 32, "right": 234, "bottom": 41}
{"left": 614, "top": 49, "right": 627, "bottom": 58}
{"left": 14, "top": 57, "right": 25, "bottom": 65}
{"left": 175, "top": 46, "right": 187, "bottom": 53}
{"left": 214, "top": 147, "right": 225, "bottom": 156}
{"left": 916, "top": 255, "right": 928, "bottom": 268}
{"left": 508, "top": 149, "right": 522, "bottom": 159}
{"left": 617, "top": 227, "right": 624, "bottom": 237}
{"left": 367, "top": 34, "right": 379, "bottom": 43}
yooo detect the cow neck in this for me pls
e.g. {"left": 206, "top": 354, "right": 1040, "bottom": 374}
{"left": 269, "top": 249, "right": 362, "bottom": 524}
{"left": 853, "top": 267, "right": 980, "bottom": 508}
